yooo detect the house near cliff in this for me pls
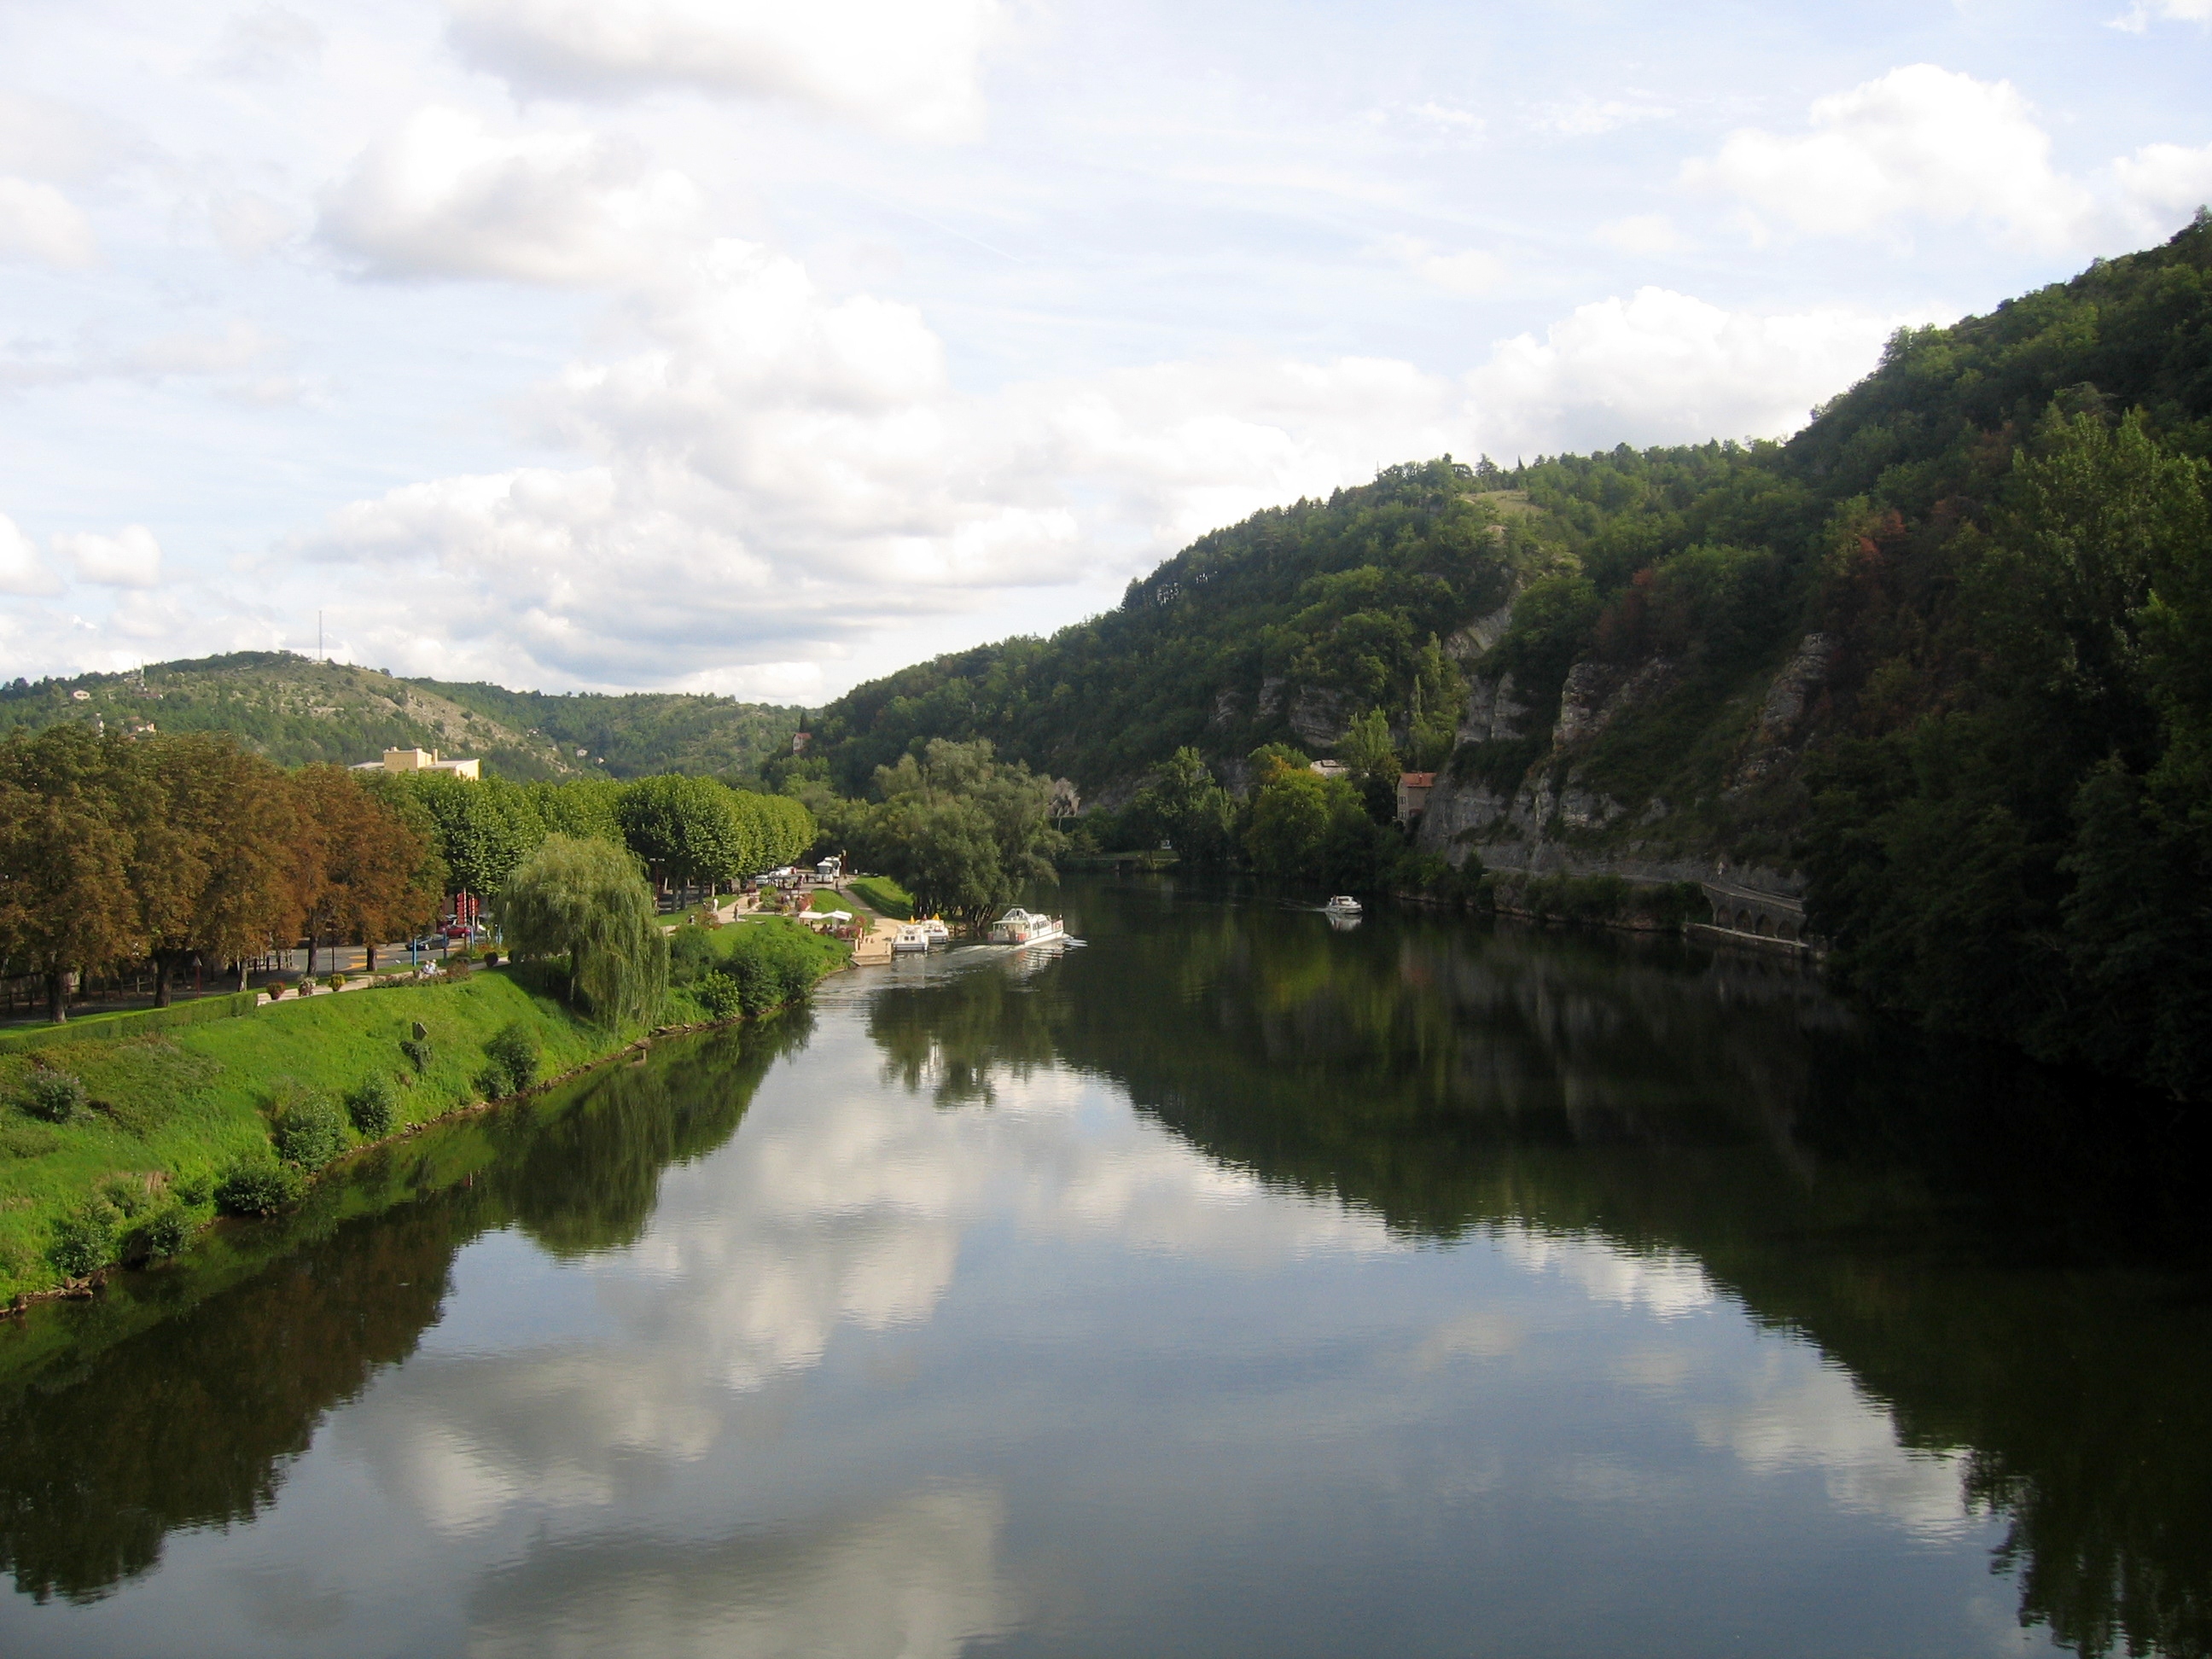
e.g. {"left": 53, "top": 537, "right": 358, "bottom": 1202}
{"left": 1397, "top": 772, "right": 1435, "bottom": 823}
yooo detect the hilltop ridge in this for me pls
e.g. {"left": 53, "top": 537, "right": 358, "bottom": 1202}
{"left": 0, "top": 654, "right": 802, "bottom": 781}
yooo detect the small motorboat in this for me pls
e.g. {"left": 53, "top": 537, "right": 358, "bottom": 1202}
{"left": 922, "top": 917, "right": 951, "bottom": 946}
{"left": 988, "top": 907, "right": 1067, "bottom": 946}
{"left": 1324, "top": 895, "right": 1363, "bottom": 917}
{"left": 891, "top": 923, "right": 931, "bottom": 954}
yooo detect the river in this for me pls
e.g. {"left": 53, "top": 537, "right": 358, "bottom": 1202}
{"left": 3, "top": 877, "right": 2208, "bottom": 1658}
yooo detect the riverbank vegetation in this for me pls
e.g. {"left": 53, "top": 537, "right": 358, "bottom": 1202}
{"left": 0, "top": 721, "right": 816, "bottom": 1029}
{"left": 0, "top": 908, "right": 843, "bottom": 1306}
{"left": 799, "top": 738, "right": 1068, "bottom": 930}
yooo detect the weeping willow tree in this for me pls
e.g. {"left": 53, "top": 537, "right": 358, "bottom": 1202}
{"left": 497, "top": 835, "right": 668, "bottom": 1030}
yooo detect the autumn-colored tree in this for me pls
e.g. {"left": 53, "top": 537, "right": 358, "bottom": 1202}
{"left": 0, "top": 726, "right": 143, "bottom": 1022}
{"left": 134, "top": 735, "right": 299, "bottom": 1001}
{"left": 289, "top": 766, "right": 438, "bottom": 975}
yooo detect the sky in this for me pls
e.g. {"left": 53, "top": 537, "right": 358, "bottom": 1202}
{"left": 0, "top": 0, "right": 2207, "bottom": 703}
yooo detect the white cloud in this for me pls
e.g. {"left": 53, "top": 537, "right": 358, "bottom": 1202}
{"left": 1373, "top": 234, "right": 1507, "bottom": 297}
{"left": 0, "top": 177, "right": 97, "bottom": 267}
{"left": 207, "top": 3, "right": 326, "bottom": 79}
{"left": 1464, "top": 286, "right": 1929, "bottom": 456}
{"left": 208, "top": 189, "right": 301, "bottom": 259}
{"left": 319, "top": 107, "right": 707, "bottom": 284}
{"left": 2110, "top": 0, "right": 2212, "bottom": 29}
{"left": 0, "top": 91, "right": 122, "bottom": 184}
{"left": 1597, "top": 213, "right": 1688, "bottom": 256}
{"left": 445, "top": 0, "right": 1007, "bottom": 143}
{"left": 278, "top": 236, "right": 1919, "bottom": 689}
{"left": 2112, "top": 142, "right": 2212, "bottom": 230}
{"left": 1540, "top": 96, "right": 1674, "bottom": 138}
{"left": 0, "top": 514, "right": 61, "bottom": 596}
{"left": 57, "top": 523, "right": 162, "bottom": 587}
{"left": 1686, "top": 64, "right": 2094, "bottom": 249}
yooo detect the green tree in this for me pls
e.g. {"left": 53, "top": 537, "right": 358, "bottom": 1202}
{"left": 497, "top": 835, "right": 668, "bottom": 1029}
{"left": 618, "top": 775, "right": 748, "bottom": 893}
{"left": 854, "top": 740, "right": 1064, "bottom": 929}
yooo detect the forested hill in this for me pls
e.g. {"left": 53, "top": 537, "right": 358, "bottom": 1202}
{"left": 808, "top": 216, "right": 2212, "bottom": 1097}
{"left": 0, "top": 654, "right": 802, "bottom": 781}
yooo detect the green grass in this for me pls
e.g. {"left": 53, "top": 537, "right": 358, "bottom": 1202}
{"left": 0, "top": 970, "right": 617, "bottom": 1304}
{"left": 847, "top": 875, "right": 913, "bottom": 919}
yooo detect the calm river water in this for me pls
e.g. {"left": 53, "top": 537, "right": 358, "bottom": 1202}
{"left": 3, "top": 878, "right": 2209, "bottom": 1658}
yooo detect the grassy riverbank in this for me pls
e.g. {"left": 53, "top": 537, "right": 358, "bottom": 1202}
{"left": 847, "top": 875, "right": 913, "bottom": 919}
{"left": 0, "top": 918, "right": 847, "bottom": 1306}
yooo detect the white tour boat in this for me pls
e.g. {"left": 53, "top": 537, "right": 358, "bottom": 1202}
{"left": 922, "top": 917, "right": 951, "bottom": 946}
{"left": 892, "top": 923, "right": 931, "bottom": 954}
{"left": 1323, "top": 895, "right": 1363, "bottom": 917}
{"left": 988, "top": 907, "right": 1067, "bottom": 946}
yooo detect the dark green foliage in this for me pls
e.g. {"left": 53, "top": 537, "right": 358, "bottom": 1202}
{"left": 345, "top": 1074, "right": 399, "bottom": 1138}
{"left": 693, "top": 971, "right": 743, "bottom": 1020}
{"left": 407, "top": 678, "right": 802, "bottom": 778}
{"left": 45, "top": 1201, "right": 116, "bottom": 1278}
{"left": 17, "top": 1068, "right": 86, "bottom": 1122}
{"left": 727, "top": 926, "right": 835, "bottom": 1015}
{"left": 1493, "top": 874, "right": 1705, "bottom": 928}
{"left": 171, "top": 1171, "right": 212, "bottom": 1208}
{"left": 272, "top": 1096, "right": 347, "bottom": 1168}
{"left": 214, "top": 1158, "right": 305, "bottom": 1216}
{"left": 1244, "top": 758, "right": 1394, "bottom": 891}
{"left": 841, "top": 739, "right": 1065, "bottom": 929}
{"left": 133, "top": 1205, "right": 194, "bottom": 1260}
{"left": 483, "top": 1022, "right": 541, "bottom": 1095}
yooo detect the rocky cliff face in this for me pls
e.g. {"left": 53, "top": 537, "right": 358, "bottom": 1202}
{"left": 1418, "top": 631, "right": 1842, "bottom": 891}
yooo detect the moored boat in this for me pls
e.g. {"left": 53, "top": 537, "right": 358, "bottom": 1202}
{"left": 923, "top": 917, "right": 951, "bottom": 946}
{"left": 892, "top": 923, "right": 931, "bottom": 954}
{"left": 988, "top": 907, "right": 1067, "bottom": 946}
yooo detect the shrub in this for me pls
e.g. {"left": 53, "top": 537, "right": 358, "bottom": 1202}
{"left": 399, "top": 1036, "right": 434, "bottom": 1074}
{"left": 668, "top": 928, "right": 718, "bottom": 987}
{"left": 216, "top": 1157, "right": 306, "bottom": 1216}
{"left": 695, "top": 970, "right": 743, "bottom": 1020}
{"left": 326, "top": 973, "right": 346, "bottom": 991}
{"left": 346, "top": 1074, "right": 399, "bottom": 1138}
{"left": 98, "top": 1175, "right": 154, "bottom": 1220}
{"left": 172, "top": 1171, "right": 213, "bottom": 1208}
{"left": 273, "top": 1095, "right": 348, "bottom": 1168}
{"left": 136, "top": 1205, "right": 195, "bottom": 1260}
{"left": 19, "top": 1068, "right": 87, "bottom": 1123}
{"left": 483, "top": 1022, "right": 541, "bottom": 1095}
{"left": 48, "top": 1201, "right": 118, "bottom": 1278}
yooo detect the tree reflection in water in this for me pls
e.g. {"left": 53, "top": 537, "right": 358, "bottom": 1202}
{"left": 0, "top": 1017, "right": 804, "bottom": 1606}
{"left": 869, "top": 880, "right": 2212, "bottom": 1659}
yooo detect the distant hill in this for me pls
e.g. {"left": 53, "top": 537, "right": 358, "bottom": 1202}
{"left": 0, "top": 653, "right": 803, "bottom": 781}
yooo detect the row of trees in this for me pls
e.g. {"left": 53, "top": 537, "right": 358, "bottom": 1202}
{"left": 362, "top": 771, "right": 816, "bottom": 902}
{"left": 0, "top": 728, "right": 820, "bottom": 1025}
{"left": 0, "top": 728, "right": 438, "bottom": 1021}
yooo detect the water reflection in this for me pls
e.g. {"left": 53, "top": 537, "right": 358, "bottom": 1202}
{"left": 0, "top": 881, "right": 2205, "bottom": 1658}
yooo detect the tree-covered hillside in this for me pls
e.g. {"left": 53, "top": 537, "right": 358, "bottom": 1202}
{"left": 412, "top": 679, "right": 803, "bottom": 780}
{"left": 806, "top": 215, "right": 2212, "bottom": 1097}
{"left": 0, "top": 654, "right": 803, "bottom": 782}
